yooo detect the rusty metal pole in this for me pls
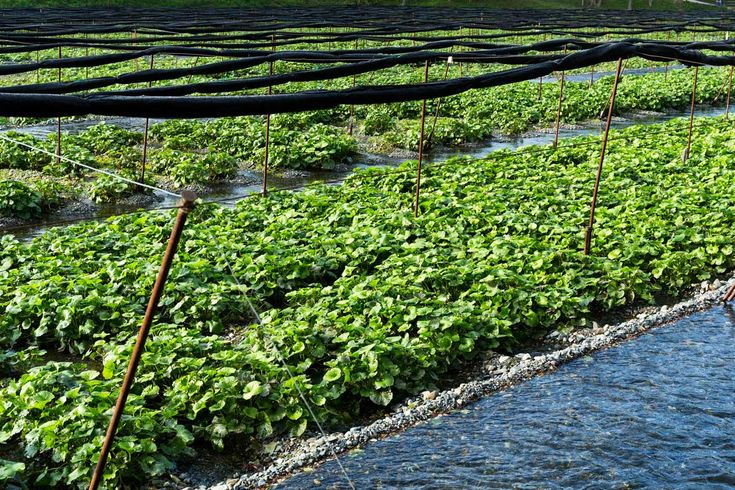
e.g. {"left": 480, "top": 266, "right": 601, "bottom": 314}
{"left": 89, "top": 191, "right": 197, "bottom": 490}
{"left": 132, "top": 30, "right": 139, "bottom": 71}
{"left": 553, "top": 70, "right": 565, "bottom": 149}
{"left": 188, "top": 56, "right": 199, "bottom": 84}
{"left": 725, "top": 65, "right": 734, "bottom": 120}
{"left": 262, "top": 35, "right": 275, "bottom": 197}
{"left": 414, "top": 60, "right": 429, "bottom": 218}
{"left": 584, "top": 58, "right": 624, "bottom": 256}
{"left": 348, "top": 38, "right": 358, "bottom": 136}
{"left": 538, "top": 75, "right": 543, "bottom": 100}
{"left": 56, "top": 46, "right": 62, "bottom": 166}
{"left": 589, "top": 63, "right": 595, "bottom": 87}
{"left": 141, "top": 55, "right": 154, "bottom": 184}
{"left": 426, "top": 61, "right": 451, "bottom": 148}
{"left": 684, "top": 65, "right": 699, "bottom": 163}
{"left": 85, "top": 34, "right": 90, "bottom": 80}
{"left": 723, "top": 281, "right": 735, "bottom": 302}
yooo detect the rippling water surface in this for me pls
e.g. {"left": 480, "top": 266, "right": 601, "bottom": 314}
{"left": 280, "top": 306, "right": 735, "bottom": 489}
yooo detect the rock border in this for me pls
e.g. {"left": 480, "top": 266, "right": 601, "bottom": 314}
{"left": 194, "top": 277, "right": 735, "bottom": 490}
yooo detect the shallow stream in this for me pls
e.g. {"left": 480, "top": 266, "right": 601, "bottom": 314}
{"left": 280, "top": 306, "right": 735, "bottom": 489}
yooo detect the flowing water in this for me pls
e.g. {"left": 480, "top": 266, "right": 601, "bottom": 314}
{"left": 279, "top": 305, "right": 735, "bottom": 489}
{"left": 1, "top": 105, "right": 728, "bottom": 241}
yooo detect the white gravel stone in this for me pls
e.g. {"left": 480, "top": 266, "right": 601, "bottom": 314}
{"left": 221, "top": 275, "right": 732, "bottom": 490}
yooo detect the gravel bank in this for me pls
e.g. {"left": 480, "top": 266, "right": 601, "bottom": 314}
{"left": 189, "top": 276, "right": 734, "bottom": 490}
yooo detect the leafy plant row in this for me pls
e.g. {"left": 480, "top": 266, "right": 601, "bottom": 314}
{"left": 3, "top": 115, "right": 735, "bottom": 487}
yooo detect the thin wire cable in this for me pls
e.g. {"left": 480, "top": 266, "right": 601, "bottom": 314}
{"left": 0, "top": 132, "right": 179, "bottom": 197}
{"left": 203, "top": 226, "right": 356, "bottom": 490}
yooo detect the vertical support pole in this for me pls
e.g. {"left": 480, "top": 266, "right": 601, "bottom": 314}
{"left": 348, "top": 38, "right": 357, "bottom": 136}
{"left": 188, "top": 56, "right": 199, "bottom": 84}
{"left": 56, "top": 46, "right": 62, "bottom": 166}
{"left": 89, "top": 191, "right": 197, "bottom": 490}
{"left": 141, "top": 55, "right": 154, "bottom": 184}
{"left": 426, "top": 60, "right": 451, "bottom": 148}
{"left": 85, "top": 33, "right": 90, "bottom": 80}
{"left": 684, "top": 65, "right": 699, "bottom": 163}
{"left": 553, "top": 70, "right": 565, "bottom": 149}
{"left": 723, "top": 280, "right": 735, "bottom": 302}
{"left": 262, "top": 34, "right": 275, "bottom": 197}
{"left": 584, "top": 58, "right": 623, "bottom": 256}
{"left": 553, "top": 45, "right": 568, "bottom": 149}
{"left": 414, "top": 60, "right": 429, "bottom": 218}
{"left": 589, "top": 63, "right": 595, "bottom": 87}
{"left": 537, "top": 75, "right": 543, "bottom": 100}
{"left": 132, "top": 30, "right": 139, "bottom": 71}
{"left": 725, "top": 65, "right": 733, "bottom": 120}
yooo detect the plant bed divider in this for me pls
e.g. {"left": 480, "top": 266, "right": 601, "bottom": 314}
{"left": 89, "top": 191, "right": 197, "bottom": 490}
{"left": 584, "top": 57, "right": 624, "bottom": 256}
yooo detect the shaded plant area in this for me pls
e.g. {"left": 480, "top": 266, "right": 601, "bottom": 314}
{"left": 2, "top": 116, "right": 735, "bottom": 487}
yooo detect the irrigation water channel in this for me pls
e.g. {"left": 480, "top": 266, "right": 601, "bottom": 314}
{"left": 1, "top": 104, "right": 728, "bottom": 241}
{"left": 279, "top": 305, "right": 735, "bottom": 489}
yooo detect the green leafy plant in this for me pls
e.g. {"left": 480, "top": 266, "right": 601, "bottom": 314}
{"left": 0, "top": 180, "right": 42, "bottom": 219}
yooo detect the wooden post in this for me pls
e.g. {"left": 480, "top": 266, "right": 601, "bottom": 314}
{"left": 414, "top": 60, "right": 429, "bottom": 218}
{"left": 684, "top": 65, "right": 699, "bottom": 163}
{"left": 89, "top": 192, "right": 197, "bottom": 490}
{"left": 141, "top": 55, "right": 154, "bottom": 184}
{"left": 584, "top": 59, "right": 624, "bottom": 255}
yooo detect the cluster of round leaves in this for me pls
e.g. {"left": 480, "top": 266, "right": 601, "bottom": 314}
{"left": 3, "top": 116, "right": 735, "bottom": 487}
{"left": 0, "top": 181, "right": 42, "bottom": 219}
{"left": 150, "top": 111, "right": 357, "bottom": 171}
{"left": 358, "top": 66, "right": 731, "bottom": 147}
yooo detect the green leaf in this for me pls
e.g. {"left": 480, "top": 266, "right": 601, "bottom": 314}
{"left": 323, "top": 367, "right": 342, "bottom": 383}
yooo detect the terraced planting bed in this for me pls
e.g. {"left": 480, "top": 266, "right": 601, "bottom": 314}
{"left": 3, "top": 116, "right": 735, "bottom": 487}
